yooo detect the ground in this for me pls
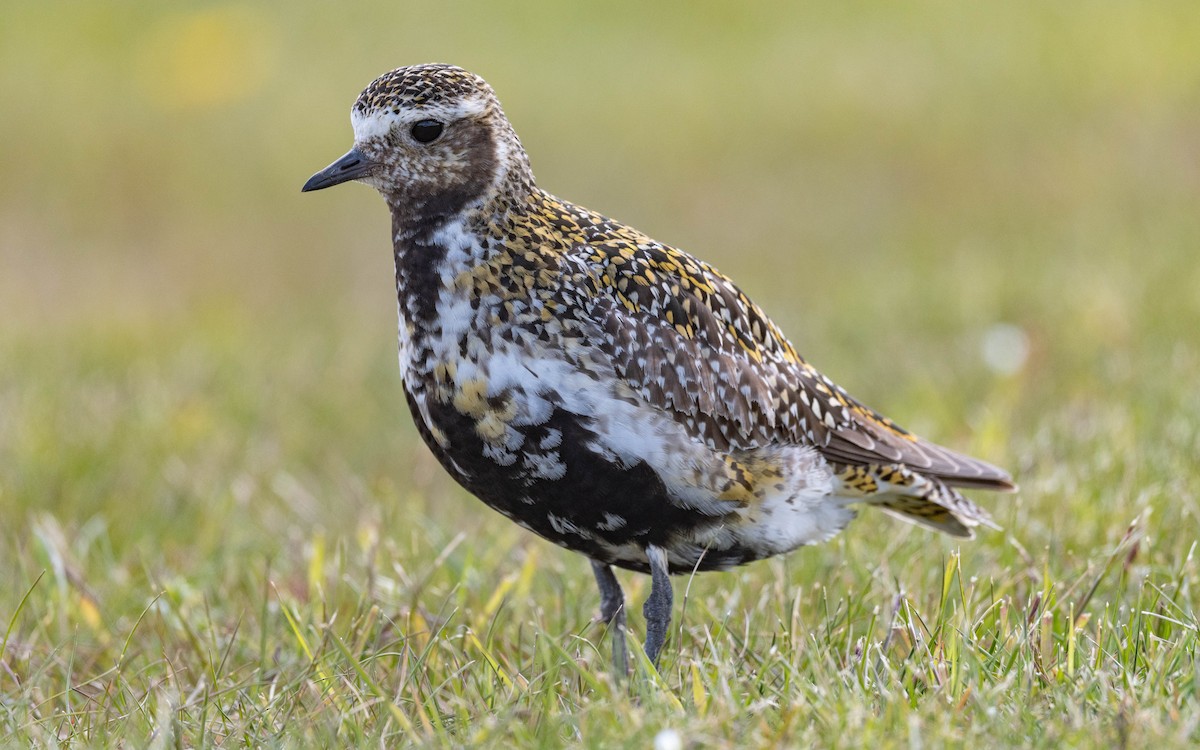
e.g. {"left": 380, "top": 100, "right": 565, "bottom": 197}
{"left": 1, "top": 1, "right": 1198, "bottom": 746}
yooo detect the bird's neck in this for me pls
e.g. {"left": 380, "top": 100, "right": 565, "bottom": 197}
{"left": 388, "top": 152, "right": 544, "bottom": 282}
{"left": 391, "top": 214, "right": 478, "bottom": 333}
{"left": 389, "top": 187, "right": 536, "bottom": 359}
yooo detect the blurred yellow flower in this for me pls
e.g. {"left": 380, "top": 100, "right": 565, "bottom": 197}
{"left": 136, "top": 5, "right": 278, "bottom": 110}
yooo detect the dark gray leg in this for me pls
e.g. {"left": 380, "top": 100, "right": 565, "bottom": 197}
{"left": 590, "top": 560, "right": 628, "bottom": 676}
{"left": 642, "top": 545, "right": 673, "bottom": 665}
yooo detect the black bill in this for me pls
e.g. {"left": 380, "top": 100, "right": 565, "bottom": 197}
{"left": 301, "top": 147, "right": 376, "bottom": 192}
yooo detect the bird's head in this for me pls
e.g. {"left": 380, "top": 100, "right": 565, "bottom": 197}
{"left": 303, "top": 64, "right": 531, "bottom": 226}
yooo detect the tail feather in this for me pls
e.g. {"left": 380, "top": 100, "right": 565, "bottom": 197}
{"left": 834, "top": 463, "right": 1002, "bottom": 538}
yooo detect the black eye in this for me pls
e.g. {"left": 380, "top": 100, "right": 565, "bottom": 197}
{"left": 410, "top": 120, "right": 443, "bottom": 143}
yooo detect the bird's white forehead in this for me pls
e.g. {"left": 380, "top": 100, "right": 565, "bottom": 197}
{"left": 350, "top": 95, "right": 491, "bottom": 143}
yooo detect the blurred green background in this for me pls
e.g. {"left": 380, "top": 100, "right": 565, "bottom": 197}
{"left": 3, "top": 0, "right": 1199, "bottom": 559}
{"left": 2, "top": 0, "right": 1198, "bottom": 657}
{"left": 3, "top": 1, "right": 1200, "bottom": 744}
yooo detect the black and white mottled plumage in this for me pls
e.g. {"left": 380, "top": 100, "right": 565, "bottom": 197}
{"left": 303, "top": 63, "right": 1016, "bottom": 671}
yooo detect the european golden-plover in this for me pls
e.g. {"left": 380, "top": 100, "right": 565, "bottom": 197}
{"left": 303, "top": 64, "right": 1016, "bottom": 672}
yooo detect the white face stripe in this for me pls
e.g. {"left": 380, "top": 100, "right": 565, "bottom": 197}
{"left": 350, "top": 95, "right": 492, "bottom": 144}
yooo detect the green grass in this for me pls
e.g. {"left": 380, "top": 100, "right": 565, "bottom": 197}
{"left": 2, "top": 1, "right": 1199, "bottom": 746}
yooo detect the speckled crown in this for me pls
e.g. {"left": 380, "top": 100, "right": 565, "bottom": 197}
{"left": 354, "top": 63, "right": 496, "bottom": 115}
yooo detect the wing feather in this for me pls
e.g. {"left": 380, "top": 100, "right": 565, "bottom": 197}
{"left": 562, "top": 237, "right": 1014, "bottom": 490}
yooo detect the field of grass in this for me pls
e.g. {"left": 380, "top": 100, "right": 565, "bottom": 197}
{"left": 2, "top": 1, "right": 1198, "bottom": 746}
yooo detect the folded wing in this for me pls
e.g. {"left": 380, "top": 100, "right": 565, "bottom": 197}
{"left": 566, "top": 238, "right": 1015, "bottom": 492}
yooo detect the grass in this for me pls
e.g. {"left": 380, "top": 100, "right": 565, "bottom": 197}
{"left": 2, "top": 0, "right": 1199, "bottom": 746}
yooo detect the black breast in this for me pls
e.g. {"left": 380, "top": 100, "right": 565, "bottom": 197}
{"left": 401, "top": 385, "right": 741, "bottom": 573}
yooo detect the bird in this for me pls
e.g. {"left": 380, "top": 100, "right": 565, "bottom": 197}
{"left": 302, "top": 63, "right": 1016, "bottom": 674}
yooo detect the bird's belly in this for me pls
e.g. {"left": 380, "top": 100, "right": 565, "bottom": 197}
{"left": 402, "top": 347, "right": 851, "bottom": 572}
